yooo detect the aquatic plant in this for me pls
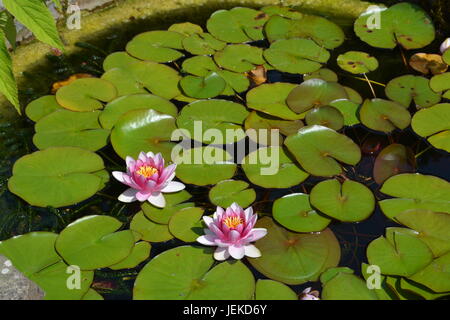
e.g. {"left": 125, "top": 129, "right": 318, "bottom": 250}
{"left": 0, "top": 2, "right": 449, "bottom": 300}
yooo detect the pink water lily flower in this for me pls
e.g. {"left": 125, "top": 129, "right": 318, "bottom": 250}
{"left": 112, "top": 152, "right": 185, "bottom": 208}
{"left": 196, "top": 203, "right": 267, "bottom": 261}
{"left": 299, "top": 287, "right": 320, "bottom": 300}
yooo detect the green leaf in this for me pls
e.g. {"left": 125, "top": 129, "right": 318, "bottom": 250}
{"left": 409, "top": 252, "right": 450, "bottom": 293}
{"left": 214, "top": 44, "right": 265, "bottom": 73}
{"left": 305, "top": 106, "right": 344, "bottom": 131}
{"left": 8, "top": 147, "right": 105, "bottom": 207}
{"left": 168, "top": 207, "right": 204, "bottom": 242}
{"left": 109, "top": 241, "right": 151, "bottom": 270}
{"left": 179, "top": 72, "right": 227, "bottom": 99}
{"left": 130, "top": 211, "right": 174, "bottom": 242}
{"left": 55, "top": 215, "right": 135, "bottom": 270}
{"left": 209, "top": 180, "right": 256, "bottom": 208}
{"left": 255, "top": 279, "right": 298, "bottom": 300}
{"left": 0, "top": 11, "right": 17, "bottom": 49}
{"left": 25, "top": 95, "right": 63, "bottom": 122}
{"left": 328, "top": 99, "right": 360, "bottom": 126}
{"left": 337, "top": 51, "right": 379, "bottom": 74}
{"left": 141, "top": 190, "right": 193, "bottom": 224}
{"left": 373, "top": 144, "right": 416, "bottom": 185}
{"left": 359, "top": 98, "right": 411, "bottom": 133}
{"left": 321, "top": 268, "right": 378, "bottom": 300}
{"left": 0, "top": 31, "right": 19, "bottom": 113}
{"left": 3, "top": 0, "right": 63, "bottom": 49}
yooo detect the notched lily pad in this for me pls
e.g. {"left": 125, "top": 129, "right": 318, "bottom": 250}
{"left": 359, "top": 98, "right": 411, "bottom": 133}
{"left": 305, "top": 106, "right": 344, "bottom": 131}
{"left": 329, "top": 99, "right": 360, "bottom": 126}
{"left": 214, "top": 44, "right": 265, "bottom": 73}
{"left": 373, "top": 144, "right": 416, "bottom": 185}
{"left": 109, "top": 241, "right": 151, "bottom": 270}
{"left": 430, "top": 73, "right": 450, "bottom": 99}
{"left": 337, "top": 51, "right": 379, "bottom": 74}
{"left": 182, "top": 32, "right": 226, "bottom": 55}
{"left": 409, "top": 252, "right": 450, "bottom": 293}
{"left": 168, "top": 207, "right": 204, "bottom": 242}
{"left": 130, "top": 211, "right": 174, "bottom": 243}
{"left": 180, "top": 72, "right": 227, "bottom": 99}
{"left": 209, "top": 180, "right": 256, "bottom": 208}
{"left": 142, "top": 190, "right": 193, "bottom": 224}
{"left": 25, "top": 95, "right": 63, "bottom": 122}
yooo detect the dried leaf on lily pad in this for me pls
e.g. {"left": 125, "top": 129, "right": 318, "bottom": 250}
{"left": 337, "top": 51, "right": 379, "bottom": 74}
{"left": 373, "top": 144, "right": 416, "bottom": 185}
{"left": 409, "top": 53, "right": 448, "bottom": 75}
{"left": 247, "top": 65, "right": 267, "bottom": 86}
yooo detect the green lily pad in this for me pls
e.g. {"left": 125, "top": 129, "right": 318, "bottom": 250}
{"left": 409, "top": 252, "right": 450, "bottom": 293}
{"left": 273, "top": 193, "right": 331, "bottom": 232}
{"left": 8, "top": 147, "right": 105, "bottom": 208}
{"left": 443, "top": 49, "right": 450, "bottom": 65}
{"left": 214, "top": 44, "right": 265, "bottom": 73}
{"left": 176, "top": 99, "right": 249, "bottom": 144}
{"left": 55, "top": 78, "right": 117, "bottom": 112}
{"left": 379, "top": 173, "right": 450, "bottom": 219}
{"left": 329, "top": 99, "right": 360, "bottom": 126}
{"left": 367, "top": 230, "right": 433, "bottom": 277}
{"left": 126, "top": 31, "right": 185, "bottom": 63}
{"left": 264, "top": 14, "right": 344, "bottom": 49}
{"left": 109, "top": 241, "right": 151, "bottom": 270}
{"left": 33, "top": 110, "right": 109, "bottom": 151}
{"left": 242, "top": 146, "right": 309, "bottom": 188}
{"left": 182, "top": 32, "right": 226, "bottom": 55}
{"left": 264, "top": 39, "right": 330, "bottom": 74}
{"left": 168, "top": 22, "right": 203, "bottom": 36}
{"left": 412, "top": 103, "right": 450, "bottom": 152}
{"left": 286, "top": 79, "right": 348, "bottom": 114}
{"left": 182, "top": 55, "right": 219, "bottom": 76}
{"left": 168, "top": 207, "right": 204, "bottom": 242}
{"left": 359, "top": 98, "right": 411, "bottom": 133}
{"left": 174, "top": 147, "right": 237, "bottom": 186}
{"left": 82, "top": 289, "right": 104, "bottom": 300}
{"left": 99, "top": 93, "right": 178, "bottom": 130}
{"left": 254, "top": 279, "right": 298, "bottom": 300}
{"left": 321, "top": 268, "right": 378, "bottom": 300}
{"left": 399, "top": 277, "right": 449, "bottom": 300}
{"left": 385, "top": 75, "right": 441, "bottom": 108}
{"left": 134, "top": 245, "right": 255, "bottom": 299}
{"left": 261, "top": 5, "right": 303, "bottom": 19}
{"left": 179, "top": 72, "right": 227, "bottom": 99}
{"left": 303, "top": 68, "right": 338, "bottom": 82}
{"left": 373, "top": 144, "right": 416, "bottom": 185}
{"left": 354, "top": 3, "right": 435, "bottom": 50}
{"left": 142, "top": 190, "right": 193, "bottom": 224}
{"left": 305, "top": 106, "right": 344, "bottom": 130}
{"left": 284, "top": 125, "right": 361, "bottom": 177}
{"left": 395, "top": 209, "right": 450, "bottom": 257}
{"left": 55, "top": 215, "right": 135, "bottom": 270}
{"left": 206, "top": 7, "right": 268, "bottom": 43}
{"left": 102, "top": 52, "right": 181, "bottom": 100}
{"left": 310, "top": 179, "right": 375, "bottom": 222}
{"left": 111, "top": 108, "right": 177, "bottom": 160}
{"left": 248, "top": 217, "right": 340, "bottom": 285}
{"left": 337, "top": 51, "right": 379, "bottom": 74}
{"left": 217, "top": 70, "right": 250, "bottom": 95}
{"left": 343, "top": 86, "right": 363, "bottom": 104}
{"left": 25, "top": 95, "right": 63, "bottom": 122}
{"left": 130, "top": 211, "right": 174, "bottom": 243}
{"left": 209, "top": 180, "right": 256, "bottom": 208}
{"left": 361, "top": 263, "right": 397, "bottom": 300}
{"left": 246, "top": 83, "right": 302, "bottom": 120}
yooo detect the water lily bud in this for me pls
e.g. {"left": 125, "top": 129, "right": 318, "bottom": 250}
{"left": 299, "top": 287, "right": 320, "bottom": 300}
{"left": 440, "top": 38, "right": 450, "bottom": 54}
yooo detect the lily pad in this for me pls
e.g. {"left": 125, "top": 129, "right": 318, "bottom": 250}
{"left": 126, "top": 31, "right": 185, "bottom": 63}
{"left": 354, "top": 3, "right": 435, "bottom": 50}
{"left": 305, "top": 106, "right": 344, "bottom": 130}
{"left": 409, "top": 252, "right": 450, "bottom": 293}
{"left": 142, "top": 190, "right": 193, "bottom": 224}
{"left": 176, "top": 99, "right": 249, "bottom": 144}
{"left": 412, "top": 103, "right": 450, "bottom": 152}
{"left": 174, "top": 147, "right": 237, "bottom": 186}
{"left": 409, "top": 53, "right": 448, "bottom": 75}
{"left": 286, "top": 79, "right": 348, "bottom": 113}
{"left": 310, "top": 179, "right": 375, "bottom": 222}
{"left": 182, "top": 32, "right": 226, "bottom": 55}
{"left": 321, "top": 268, "right": 378, "bottom": 300}
{"left": 367, "top": 230, "right": 433, "bottom": 277}
{"left": 206, "top": 7, "right": 268, "bottom": 43}
{"left": 8, "top": 147, "right": 105, "bottom": 208}
{"left": 33, "top": 110, "right": 109, "bottom": 151}
{"left": 303, "top": 68, "right": 338, "bottom": 82}
{"left": 284, "top": 125, "right": 361, "bottom": 177}
{"left": 254, "top": 279, "right": 297, "bottom": 300}
{"left": 209, "top": 180, "right": 256, "bottom": 208}
{"left": 179, "top": 72, "right": 226, "bottom": 99}
{"left": 109, "top": 241, "right": 151, "bottom": 270}
{"left": 395, "top": 209, "right": 450, "bottom": 257}
{"left": 111, "top": 108, "right": 177, "bottom": 160}
{"left": 273, "top": 193, "right": 331, "bottom": 232}
{"left": 385, "top": 75, "right": 441, "bottom": 108}
{"left": 241, "top": 146, "right": 309, "bottom": 188}
{"left": 328, "top": 99, "right": 360, "bottom": 126}
{"left": 130, "top": 211, "right": 174, "bottom": 243}
{"left": 430, "top": 73, "right": 450, "bottom": 99}
{"left": 246, "top": 83, "right": 303, "bottom": 120}
{"left": 168, "top": 22, "right": 203, "bottom": 36}
{"left": 359, "top": 98, "right": 411, "bottom": 133}
{"left": 214, "top": 44, "right": 265, "bottom": 73}
{"left": 443, "top": 49, "right": 450, "bottom": 65}
{"left": 181, "top": 55, "right": 219, "bottom": 76}
{"left": 361, "top": 263, "right": 397, "bottom": 300}
{"left": 337, "top": 51, "right": 379, "bottom": 74}
{"left": 55, "top": 78, "right": 117, "bottom": 112}
{"left": 400, "top": 277, "right": 449, "bottom": 300}
{"left": 82, "top": 289, "right": 104, "bottom": 300}
{"left": 264, "top": 14, "right": 344, "bottom": 49}
{"left": 25, "top": 95, "right": 63, "bottom": 122}
{"left": 248, "top": 217, "right": 340, "bottom": 285}
{"left": 55, "top": 215, "right": 135, "bottom": 270}
{"left": 99, "top": 93, "right": 178, "bottom": 129}
{"left": 379, "top": 173, "right": 450, "bottom": 219}
{"left": 264, "top": 39, "right": 330, "bottom": 74}
{"left": 373, "top": 144, "right": 416, "bottom": 185}
{"left": 134, "top": 245, "right": 255, "bottom": 299}
{"left": 168, "top": 207, "right": 204, "bottom": 242}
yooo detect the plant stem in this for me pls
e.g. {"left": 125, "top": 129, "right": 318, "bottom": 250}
{"left": 415, "top": 146, "right": 432, "bottom": 159}
{"left": 363, "top": 73, "right": 377, "bottom": 98}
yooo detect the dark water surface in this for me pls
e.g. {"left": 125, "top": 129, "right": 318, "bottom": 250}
{"left": 0, "top": 1, "right": 449, "bottom": 299}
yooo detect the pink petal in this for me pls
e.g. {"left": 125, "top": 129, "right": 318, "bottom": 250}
{"left": 244, "top": 207, "right": 253, "bottom": 222}
{"left": 244, "top": 244, "right": 261, "bottom": 258}
{"left": 161, "top": 181, "right": 185, "bottom": 193}
{"left": 248, "top": 228, "right": 267, "bottom": 242}
{"left": 197, "top": 235, "right": 217, "bottom": 246}
{"left": 214, "top": 247, "right": 230, "bottom": 261}
{"left": 228, "top": 245, "right": 245, "bottom": 260}
{"left": 229, "top": 230, "right": 241, "bottom": 243}
{"left": 138, "top": 152, "right": 148, "bottom": 163}
{"left": 202, "top": 216, "right": 214, "bottom": 228}
{"left": 147, "top": 193, "right": 166, "bottom": 208}
{"left": 126, "top": 156, "right": 135, "bottom": 168}
{"left": 146, "top": 151, "right": 155, "bottom": 158}
{"left": 112, "top": 171, "right": 126, "bottom": 183}
{"left": 118, "top": 188, "right": 137, "bottom": 203}
{"left": 136, "top": 191, "right": 151, "bottom": 202}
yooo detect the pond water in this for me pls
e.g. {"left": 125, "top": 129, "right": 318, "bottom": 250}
{"left": 0, "top": 1, "right": 449, "bottom": 299}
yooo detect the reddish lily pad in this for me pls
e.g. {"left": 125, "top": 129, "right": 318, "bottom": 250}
{"left": 373, "top": 144, "right": 416, "bottom": 185}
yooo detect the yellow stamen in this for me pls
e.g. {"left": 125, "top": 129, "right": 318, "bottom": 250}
{"left": 136, "top": 165, "right": 158, "bottom": 178}
{"left": 223, "top": 216, "right": 243, "bottom": 229}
